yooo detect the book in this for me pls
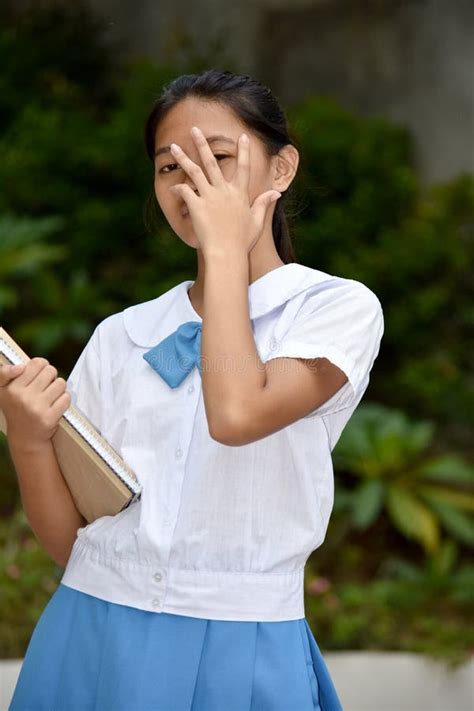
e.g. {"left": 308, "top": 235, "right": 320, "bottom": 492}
{"left": 0, "top": 326, "right": 142, "bottom": 524}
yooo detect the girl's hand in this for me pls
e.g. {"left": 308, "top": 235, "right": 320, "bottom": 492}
{"left": 0, "top": 358, "right": 71, "bottom": 452}
{"left": 168, "top": 126, "right": 281, "bottom": 258}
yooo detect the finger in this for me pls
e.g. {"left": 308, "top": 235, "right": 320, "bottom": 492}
{"left": 50, "top": 390, "right": 72, "bottom": 421}
{"left": 235, "top": 132, "right": 250, "bottom": 195}
{"left": 190, "top": 127, "right": 225, "bottom": 186}
{"left": 169, "top": 183, "right": 200, "bottom": 209}
{"left": 0, "top": 363, "right": 26, "bottom": 386}
{"left": 169, "top": 143, "right": 210, "bottom": 195}
{"left": 41, "top": 376, "right": 68, "bottom": 407}
{"left": 251, "top": 191, "right": 281, "bottom": 226}
{"left": 30, "top": 363, "right": 60, "bottom": 394}
{"left": 9, "top": 358, "right": 49, "bottom": 388}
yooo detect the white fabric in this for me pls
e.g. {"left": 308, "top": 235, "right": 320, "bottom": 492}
{"left": 61, "top": 262, "right": 384, "bottom": 621}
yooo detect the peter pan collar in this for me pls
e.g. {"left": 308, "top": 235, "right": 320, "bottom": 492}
{"left": 123, "top": 262, "right": 338, "bottom": 348}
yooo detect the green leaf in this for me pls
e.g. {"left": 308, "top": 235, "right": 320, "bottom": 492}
{"left": 0, "top": 243, "right": 67, "bottom": 276}
{"left": 419, "top": 485, "right": 474, "bottom": 512}
{"left": 430, "top": 539, "right": 458, "bottom": 576}
{"left": 333, "top": 403, "right": 436, "bottom": 480}
{"left": 417, "top": 455, "right": 474, "bottom": 485}
{"left": 422, "top": 499, "right": 474, "bottom": 547}
{"left": 352, "top": 479, "right": 385, "bottom": 528}
{"left": 386, "top": 485, "right": 440, "bottom": 553}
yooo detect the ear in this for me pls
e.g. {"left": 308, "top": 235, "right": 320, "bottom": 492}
{"left": 272, "top": 144, "right": 299, "bottom": 192}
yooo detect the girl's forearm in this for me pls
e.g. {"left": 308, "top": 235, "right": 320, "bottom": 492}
{"left": 8, "top": 437, "right": 87, "bottom": 567}
{"left": 201, "top": 250, "right": 266, "bottom": 438}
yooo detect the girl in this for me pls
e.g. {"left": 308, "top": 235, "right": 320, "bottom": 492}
{"left": 4, "top": 69, "right": 383, "bottom": 710}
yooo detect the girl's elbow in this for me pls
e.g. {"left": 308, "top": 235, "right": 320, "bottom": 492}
{"left": 208, "top": 409, "right": 247, "bottom": 446}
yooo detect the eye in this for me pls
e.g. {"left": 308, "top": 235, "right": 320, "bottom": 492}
{"left": 159, "top": 155, "right": 229, "bottom": 174}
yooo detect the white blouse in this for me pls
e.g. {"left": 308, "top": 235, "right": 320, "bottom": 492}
{"left": 61, "top": 262, "right": 384, "bottom": 622}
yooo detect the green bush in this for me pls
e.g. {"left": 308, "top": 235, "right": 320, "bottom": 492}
{"left": 1, "top": 6, "right": 472, "bottom": 448}
{"left": 305, "top": 540, "right": 474, "bottom": 667}
{"left": 0, "top": 0, "right": 472, "bottom": 663}
{"left": 0, "top": 507, "right": 63, "bottom": 658}
{"left": 332, "top": 402, "right": 474, "bottom": 555}
{"left": 288, "top": 97, "right": 474, "bottom": 450}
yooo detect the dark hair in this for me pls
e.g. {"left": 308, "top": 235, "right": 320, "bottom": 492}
{"left": 143, "top": 68, "right": 301, "bottom": 263}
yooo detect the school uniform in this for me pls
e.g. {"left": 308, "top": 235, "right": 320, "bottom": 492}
{"left": 9, "top": 262, "right": 384, "bottom": 711}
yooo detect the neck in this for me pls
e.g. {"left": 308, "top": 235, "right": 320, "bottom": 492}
{"left": 187, "top": 230, "right": 285, "bottom": 319}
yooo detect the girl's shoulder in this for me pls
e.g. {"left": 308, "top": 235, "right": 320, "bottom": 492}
{"left": 291, "top": 262, "right": 380, "bottom": 301}
{"left": 96, "top": 281, "right": 193, "bottom": 351}
{"left": 250, "top": 262, "right": 382, "bottom": 323}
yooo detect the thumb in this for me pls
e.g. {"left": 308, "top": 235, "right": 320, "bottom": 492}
{"left": 251, "top": 191, "right": 281, "bottom": 219}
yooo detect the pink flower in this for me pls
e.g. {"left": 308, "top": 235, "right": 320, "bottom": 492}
{"left": 6, "top": 564, "right": 21, "bottom": 579}
{"left": 306, "top": 577, "right": 331, "bottom": 595}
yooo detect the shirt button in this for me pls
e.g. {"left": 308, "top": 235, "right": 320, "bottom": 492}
{"left": 175, "top": 448, "right": 183, "bottom": 459}
{"left": 154, "top": 572, "right": 162, "bottom": 582}
{"left": 152, "top": 598, "right": 161, "bottom": 607}
{"left": 187, "top": 384, "right": 194, "bottom": 394}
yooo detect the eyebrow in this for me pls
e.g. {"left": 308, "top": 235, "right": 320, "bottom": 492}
{"left": 154, "top": 134, "right": 236, "bottom": 157}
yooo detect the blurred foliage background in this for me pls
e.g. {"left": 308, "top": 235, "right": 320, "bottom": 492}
{"left": 0, "top": 3, "right": 472, "bottom": 666}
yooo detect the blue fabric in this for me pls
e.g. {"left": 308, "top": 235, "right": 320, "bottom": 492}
{"left": 143, "top": 320, "right": 202, "bottom": 388}
{"left": 9, "top": 583, "right": 344, "bottom": 711}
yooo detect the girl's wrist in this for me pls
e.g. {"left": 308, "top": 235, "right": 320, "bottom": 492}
{"left": 8, "top": 432, "right": 54, "bottom": 458}
{"left": 202, "top": 245, "right": 249, "bottom": 272}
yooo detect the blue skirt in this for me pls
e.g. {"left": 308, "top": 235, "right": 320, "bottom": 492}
{"left": 9, "top": 583, "right": 344, "bottom": 711}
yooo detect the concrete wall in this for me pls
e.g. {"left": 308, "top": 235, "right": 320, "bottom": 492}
{"left": 76, "top": 0, "right": 473, "bottom": 185}
{"left": 256, "top": 0, "right": 474, "bottom": 184}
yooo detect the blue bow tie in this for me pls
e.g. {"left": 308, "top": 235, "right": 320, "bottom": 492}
{"left": 143, "top": 320, "right": 202, "bottom": 388}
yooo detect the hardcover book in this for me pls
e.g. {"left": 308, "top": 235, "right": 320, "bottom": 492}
{"left": 0, "top": 326, "right": 142, "bottom": 524}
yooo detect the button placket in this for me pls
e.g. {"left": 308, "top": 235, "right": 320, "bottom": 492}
{"left": 151, "top": 568, "right": 166, "bottom": 609}
{"left": 151, "top": 385, "right": 194, "bottom": 614}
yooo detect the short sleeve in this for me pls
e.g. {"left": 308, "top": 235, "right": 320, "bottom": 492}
{"left": 66, "top": 326, "right": 103, "bottom": 434}
{"left": 266, "top": 281, "right": 384, "bottom": 416}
